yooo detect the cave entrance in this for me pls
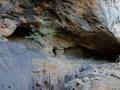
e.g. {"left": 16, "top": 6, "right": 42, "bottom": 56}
{"left": 7, "top": 24, "right": 119, "bottom": 62}
{"left": 64, "top": 45, "right": 119, "bottom": 62}
{"left": 6, "top": 24, "right": 39, "bottom": 48}
{"left": 7, "top": 23, "right": 42, "bottom": 49}
{"left": 8, "top": 24, "right": 32, "bottom": 39}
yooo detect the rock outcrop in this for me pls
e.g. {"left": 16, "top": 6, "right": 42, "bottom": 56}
{"left": 1, "top": 0, "right": 120, "bottom": 60}
{"left": 64, "top": 63, "right": 120, "bottom": 90}
{"left": 0, "top": 18, "right": 17, "bottom": 37}
{"left": 53, "top": 0, "right": 120, "bottom": 60}
{"left": 1, "top": 0, "right": 120, "bottom": 90}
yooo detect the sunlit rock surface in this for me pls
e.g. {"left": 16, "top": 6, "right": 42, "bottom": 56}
{"left": 0, "top": 39, "right": 105, "bottom": 90}
{"left": 64, "top": 63, "right": 120, "bottom": 90}
{"left": 54, "top": 0, "right": 120, "bottom": 60}
{"left": 0, "top": 39, "right": 31, "bottom": 90}
{"left": 94, "top": 0, "right": 120, "bottom": 38}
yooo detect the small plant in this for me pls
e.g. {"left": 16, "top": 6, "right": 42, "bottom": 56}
{"left": 26, "top": 18, "right": 56, "bottom": 45}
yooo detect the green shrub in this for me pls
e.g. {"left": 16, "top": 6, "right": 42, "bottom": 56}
{"left": 26, "top": 19, "right": 56, "bottom": 45}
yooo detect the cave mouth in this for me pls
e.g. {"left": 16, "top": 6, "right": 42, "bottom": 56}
{"left": 7, "top": 24, "right": 38, "bottom": 48}
{"left": 64, "top": 45, "right": 119, "bottom": 62}
{"left": 7, "top": 24, "right": 119, "bottom": 62}
{"left": 64, "top": 46, "right": 104, "bottom": 60}
{"left": 8, "top": 24, "right": 32, "bottom": 38}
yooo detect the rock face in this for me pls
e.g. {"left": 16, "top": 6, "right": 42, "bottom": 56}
{"left": 95, "top": 0, "right": 120, "bottom": 38}
{"left": 0, "top": 0, "right": 120, "bottom": 60}
{"left": 64, "top": 63, "right": 120, "bottom": 90}
{"left": 0, "top": 39, "right": 31, "bottom": 90}
{"left": 0, "top": 18, "right": 17, "bottom": 37}
{"left": 53, "top": 0, "right": 120, "bottom": 60}
{"left": 1, "top": 0, "right": 120, "bottom": 90}
{"left": 0, "top": 39, "right": 48, "bottom": 90}
{"left": 57, "top": 0, "right": 120, "bottom": 60}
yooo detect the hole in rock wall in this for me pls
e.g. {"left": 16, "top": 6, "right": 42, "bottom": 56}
{"left": 64, "top": 45, "right": 105, "bottom": 60}
{"left": 64, "top": 45, "right": 120, "bottom": 62}
{"left": 6, "top": 24, "right": 39, "bottom": 49}
{"left": 8, "top": 24, "right": 32, "bottom": 38}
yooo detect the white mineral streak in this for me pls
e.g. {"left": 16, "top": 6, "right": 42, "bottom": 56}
{"left": 94, "top": 0, "right": 120, "bottom": 38}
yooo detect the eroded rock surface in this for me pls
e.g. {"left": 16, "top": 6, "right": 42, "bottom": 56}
{"left": 0, "top": 0, "right": 120, "bottom": 90}
{"left": 1, "top": 0, "right": 120, "bottom": 60}
{"left": 64, "top": 63, "right": 120, "bottom": 90}
{"left": 0, "top": 0, "right": 120, "bottom": 59}
{"left": 53, "top": 0, "right": 120, "bottom": 60}
{"left": 0, "top": 18, "right": 17, "bottom": 37}
{"left": 0, "top": 39, "right": 31, "bottom": 90}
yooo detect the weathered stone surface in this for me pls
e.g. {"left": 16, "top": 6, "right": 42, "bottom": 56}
{"left": 0, "top": 18, "right": 17, "bottom": 37}
{"left": 0, "top": 39, "right": 31, "bottom": 90}
{"left": 53, "top": 0, "right": 120, "bottom": 60}
{"left": 1, "top": 0, "right": 120, "bottom": 60}
{"left": 0, "top": 0, "right": 120, "bottom": 60}
{"left": 64, "top": 63, "right": 120, "bottom": 90}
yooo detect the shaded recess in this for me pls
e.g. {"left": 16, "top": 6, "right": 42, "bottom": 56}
{"left": 7, "top": 24, "right": 120, "bottom": 61}
{"left": 8, "top": 24, "right": 32, "bottom": 38}
{"left": 64, "top": 45, "right": 105, "bottom": 60}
